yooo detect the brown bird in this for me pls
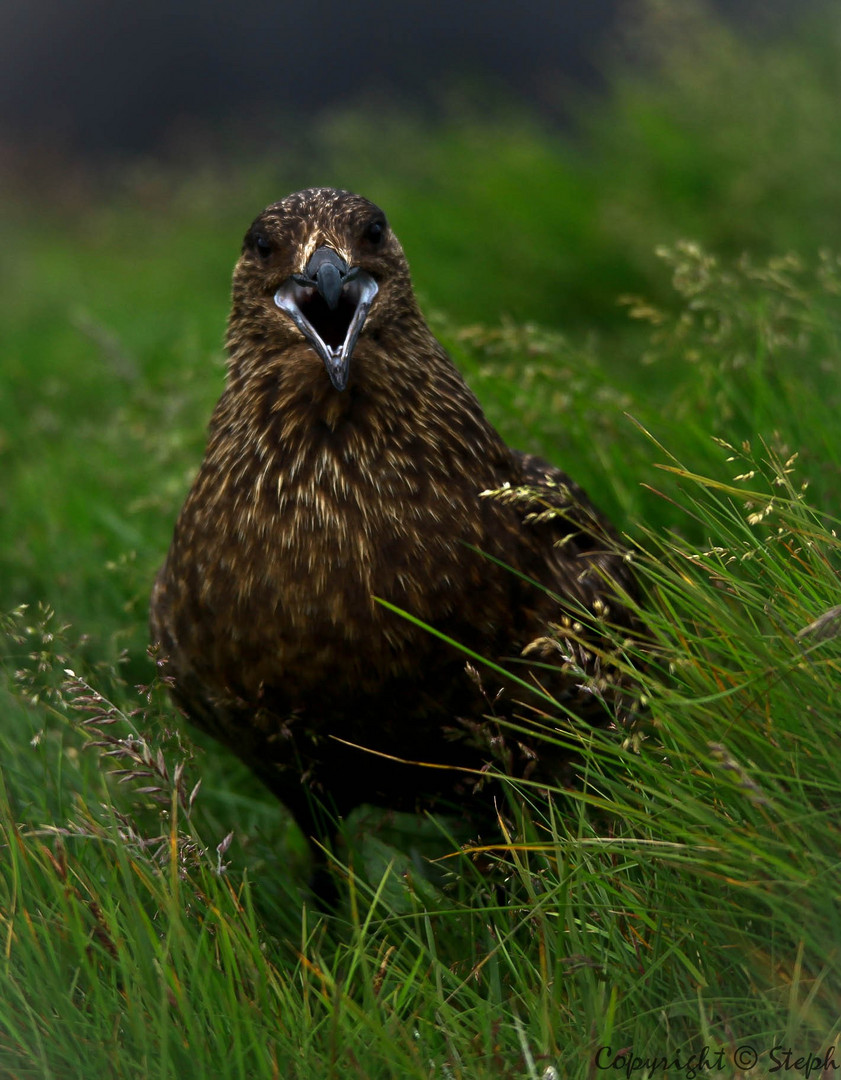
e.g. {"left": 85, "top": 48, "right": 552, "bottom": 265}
{"left": 150, "top": 187, "right": 639, "bottom": 856}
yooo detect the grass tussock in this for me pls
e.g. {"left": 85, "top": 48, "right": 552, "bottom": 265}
{"left": 3, "top": 240, "right": 841, "bottom": 1076}
{"left": 3, "top": 4, "right": 841, "bottom": 1075}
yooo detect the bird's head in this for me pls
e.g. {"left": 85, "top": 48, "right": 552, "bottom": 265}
{"left": 229, "top": 188, "right": 416, "bottom": 392}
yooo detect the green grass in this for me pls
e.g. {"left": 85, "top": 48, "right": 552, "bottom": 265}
{"left": 3, "top": 4, "right": 841, "bottom": 1076}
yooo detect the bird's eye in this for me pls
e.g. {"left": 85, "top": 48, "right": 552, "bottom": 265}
{"left": 364, "top": 219, "right": 385, "bottom": 246}
{"left": 253, "top": 233, "right": 273, "bottom": 259}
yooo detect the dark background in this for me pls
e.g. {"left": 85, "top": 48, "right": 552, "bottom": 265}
{"left": 0, "top": 0, "right": 820, "bottom": 161}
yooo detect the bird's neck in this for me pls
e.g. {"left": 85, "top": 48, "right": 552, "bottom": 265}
{"left": 174, "top": 324, "right": 521, "bottom": 642}
{"left": 217, "top": 328, "right": 510, "bottom": 480}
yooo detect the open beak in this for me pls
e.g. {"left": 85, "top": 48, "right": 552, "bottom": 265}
{"left": 274, "top": 246, "right": 378, "bottom": 392}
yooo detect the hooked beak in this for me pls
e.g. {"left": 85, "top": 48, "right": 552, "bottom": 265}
{"left": 273, "top": 246, "right": 378, "bottom": 392}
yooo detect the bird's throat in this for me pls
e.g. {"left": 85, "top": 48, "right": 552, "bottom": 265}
{"left": 320, "top": 390, "right": 351, "bottom": 433}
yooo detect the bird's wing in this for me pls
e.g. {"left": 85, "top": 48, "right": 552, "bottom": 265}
{"left": 486, "top": 449, "right": 636, "bottom": 603}
{"left": 485, "top": 450, "right": 643, "bottom": 731}
{"left": 513, "top": 449, "right": 620, "bottom": 536}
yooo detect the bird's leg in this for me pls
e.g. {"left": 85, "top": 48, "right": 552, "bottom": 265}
{"left": 306, "top": 839, "right": 342, "bottom": 912}
{"left": 274, "top": 783, "right": 346, "bottom": 911}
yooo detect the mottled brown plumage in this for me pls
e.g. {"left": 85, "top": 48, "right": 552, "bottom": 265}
{"left": 150, "top": 187, "right": 639, "bottom": 848}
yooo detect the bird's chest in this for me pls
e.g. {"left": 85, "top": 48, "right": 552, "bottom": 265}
{"left": 202, "top": 435, "right": 487, "bottom": 643}
{"left": 169, "top": 401, "right": 518, "bottom": 705}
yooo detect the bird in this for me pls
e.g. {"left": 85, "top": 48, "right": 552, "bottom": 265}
{"left": 150, "top": 186, "right": 640, "bottom": 860}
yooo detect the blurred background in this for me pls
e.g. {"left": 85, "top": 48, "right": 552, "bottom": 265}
{"left": 1, "top": 0, "right": 839, "bottom": 654}
{"left": 0, "top": 0, "right": 817, "bottom": 161}
{"left": 1, "top": 0, "right": 836, "bottom": 326}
